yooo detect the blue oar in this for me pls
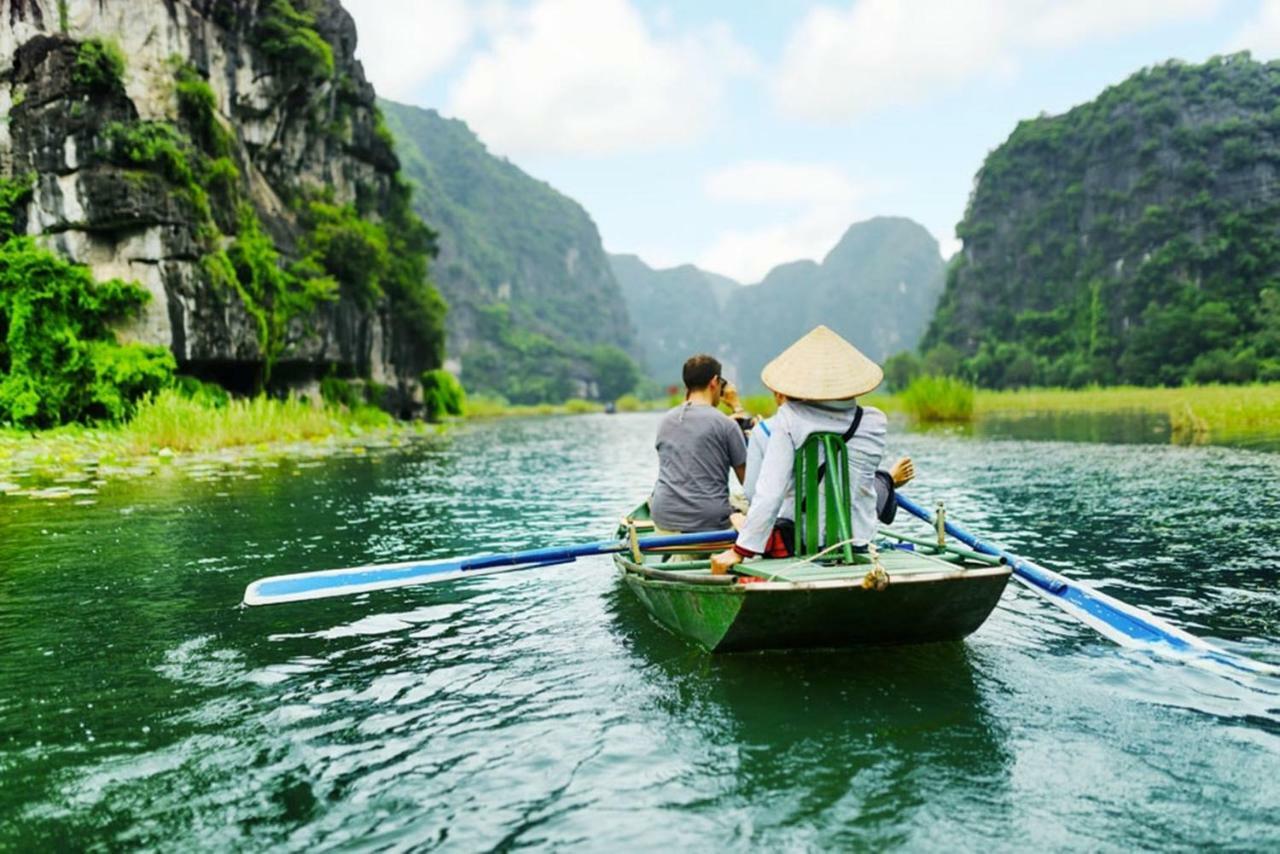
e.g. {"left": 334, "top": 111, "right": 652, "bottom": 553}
{"left": 895, "top": 493, "right": 1278, "bottom": 676}
{"left": 242, "top": 529, "right": 735, "bottom": 607}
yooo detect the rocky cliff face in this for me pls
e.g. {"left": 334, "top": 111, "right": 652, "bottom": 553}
{"left": 925, "top": 54, "right": 1280, "bottom": 387}
{"left": 1, "top": 0, "right": 444, "bottom": 411}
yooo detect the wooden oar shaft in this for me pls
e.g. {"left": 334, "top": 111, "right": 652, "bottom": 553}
{"left": 895, "top": 494, "right": 1277, "bottom": 675}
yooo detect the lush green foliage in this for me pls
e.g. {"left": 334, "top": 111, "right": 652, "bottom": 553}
{"left": 900, "top": 375, "right": 976, "bottom": 422}
{"left": 420, "top": 369, "right": 465, "bottom": 420}
{"left": 254, "top": 0, "right": 335, "bottom": 82}
{"left": 589, "top": 345, "right": 641, "bottom": 401}
{"left": 222, "top": 204, "right": 337, "bottom": 380}
{"left": 72, "top": 39, "right": 126, "bottom": 92}
{"left": 297, "top": 201, "right": 389, "bottom": 307}
{"left": 883, "top": 351, "right": 923, "bottom": 391}
{"left": 174, "top": 61, "right": 232, "bottom": 157}
{"left": 927, "top": 54, "right": 1280, "bottom": 388}
{"left": 0, "top": 175, "right": 33, "bottom": 240}
{"left": 0, "top": 237, "right": 175, "bottom": 427}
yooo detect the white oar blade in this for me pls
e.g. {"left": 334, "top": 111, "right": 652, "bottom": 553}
{"left": 243, "top": 556, "right": 493, "bottom": 606}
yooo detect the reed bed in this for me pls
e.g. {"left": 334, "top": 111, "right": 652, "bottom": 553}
{"left": 899, "top": 376, "right": 976, "bottom": 422}
{"left": 462, "top": 394, "right": 605, "bottom": 419}
{"left": 975, "top": 383, "right": 1280, "bottom": 439}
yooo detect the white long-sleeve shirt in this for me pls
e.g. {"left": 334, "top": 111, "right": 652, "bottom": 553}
{"left": 736, "top": 402, "right": 887, "bottom": 554}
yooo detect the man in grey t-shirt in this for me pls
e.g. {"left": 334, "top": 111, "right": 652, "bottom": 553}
{"left": 650, "top": 354, "right": 748, "bottom": 532}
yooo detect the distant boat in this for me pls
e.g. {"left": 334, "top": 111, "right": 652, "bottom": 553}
{"left": 614, "top": 502, "right": 1010, "bottom": 653}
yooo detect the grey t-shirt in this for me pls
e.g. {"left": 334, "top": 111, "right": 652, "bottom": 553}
{"left": 650, "top": 403, "right": 748, "bottom": 532}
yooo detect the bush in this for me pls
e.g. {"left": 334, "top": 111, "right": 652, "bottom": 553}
{"left": 900, "top": 375, "right": 975, "bottom": 423}
{"left": 0, "top": 175, "right": 33, "bottom": 241}
{"left": 563, "top": 398, "right": 602, "bottom": 414}
{"left": 73, "top": 38, "right": 126, "bottom": 92}
{"left": 883, "top": 351, "right": 923, "bottom": 391}
{"left": 174, "top": 62, "right": 232, "bottom": 157}
{"left": 319, "top": 375, "right": 361, "bottom": 409}
{"left": 589, "top": 344, "right": 640, "bottom": 401}
{"left": 0, "top": 238, "right": 175, "bottom": 427}
{"left": 420, "top": 369, "right": 465, "bottom": 420}
{"left": 614, "top": 394, "right": 646, "bottom": 412}
{"left": 254, "top": 0, "right": 335, "bottom": 82}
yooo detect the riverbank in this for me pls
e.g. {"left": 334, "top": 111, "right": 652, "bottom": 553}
{"left": 0, "top": 391, "right": 438, "bottom": 501}
{"left": 972, "top": 383, "right": 1280, "bottom": 444}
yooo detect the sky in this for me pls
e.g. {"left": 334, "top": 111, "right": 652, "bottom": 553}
{"left": 347, "top": 0, "right": 1280, "bottom": 284}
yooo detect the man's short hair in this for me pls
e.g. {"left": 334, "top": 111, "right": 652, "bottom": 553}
{"left": 683, "top": 354, "right": 721, "bottom": 391}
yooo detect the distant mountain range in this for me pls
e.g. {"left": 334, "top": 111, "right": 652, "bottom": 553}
{"left": 383, "top": 99, "right": 943, "bottom": 400}
{"left": 380, "top": 100, "right": 639, "bottom": 403}
{"left": 613, "top": 217, "right": 946, "bottom": 391}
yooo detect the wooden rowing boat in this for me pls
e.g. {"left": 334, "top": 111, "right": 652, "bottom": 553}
{"left": 614, "top": 503, "right": 1011, "bottom": 653}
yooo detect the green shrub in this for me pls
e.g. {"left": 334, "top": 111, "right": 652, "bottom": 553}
{"left": 173, "top": 375, "right": 230, "bottom": 408}
{"left": 900, "top": 375, "right": 975, "bottom": 423}
{"left": 298, "top": 201, "right": 389, "bottom": 306}
{"left": 589, "top": 344, "right": 640, "bottom": 401}
{"left": 225, "top": 204, "right": 337, "bottom": 382}
{"left": 174, "top": 62, "right": 232, "bottom": 157}
{"left": 0, "top": 238, "right": 175, "bottom": 427}
{"left": 420, "top": 369, "right": 465, "bottom": 420}
{"left": 614, "top": 394, "right": 645, "bottom": 412}
{"left": 0, "top": 175, "right": 33, "bottom": 241}
{"left": 563, "top": 398, "right": 602, "bottom": 414}
{"left": 254, "top": 0, "right": 335, "bottom": 82}
{"left": 73, "top": 39, "right": 126, "bottom": 92}
{"left": 883, "top": 351, "right": 923, "bottom": 391}
{"left": 320, "top": 375, "right": 361, "bottom": 409}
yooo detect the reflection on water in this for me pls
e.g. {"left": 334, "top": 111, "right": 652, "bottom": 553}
{"left": 1, "top": 413, "right": 1278, "bottom": 848}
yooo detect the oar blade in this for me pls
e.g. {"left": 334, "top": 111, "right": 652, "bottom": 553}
{"left": 243, "top": 556, "right": 476, "bottom": 606}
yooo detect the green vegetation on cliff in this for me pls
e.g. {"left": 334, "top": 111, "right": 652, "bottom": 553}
{"left": 379, "top": 100, "right": 640, "bottom": 403}
{"left": 926, "top": 53, "right": 1280, "bottom": 388}
{"left": 2, "top": 11, "right": 448, "bottom": 428}
{"left": 0, "top": 178, "right": 174, "bottom": 428}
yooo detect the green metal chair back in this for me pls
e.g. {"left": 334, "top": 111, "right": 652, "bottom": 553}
{"left": 793, "top": 431, "right": 855, "bottom": 564}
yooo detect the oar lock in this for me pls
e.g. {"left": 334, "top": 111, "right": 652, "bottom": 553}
{"left": 935, "top": 502, "right": 947, "bottom": 547}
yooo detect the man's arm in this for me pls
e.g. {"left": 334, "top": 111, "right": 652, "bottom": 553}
{"left": 733, "top": 463, "right": 746, "bottom": 485}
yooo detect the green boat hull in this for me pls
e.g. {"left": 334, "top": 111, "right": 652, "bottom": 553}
{"left": 616, "top": 556, "right": 1010, "bottom": 653}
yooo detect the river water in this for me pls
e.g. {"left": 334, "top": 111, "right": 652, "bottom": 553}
{"left": 2, "top": 413, "right": 1278, "bottom": 850}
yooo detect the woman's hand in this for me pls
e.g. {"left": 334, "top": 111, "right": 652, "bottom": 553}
{"left": 711, "top": 548, "right": 743, "bottom": 575}
{"left": 889, "top": 456, "right": 915, "bottom": 487}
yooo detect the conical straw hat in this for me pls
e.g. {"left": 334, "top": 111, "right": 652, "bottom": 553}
{"left": 760, "top": 325, "right": 883, "bottom": 400}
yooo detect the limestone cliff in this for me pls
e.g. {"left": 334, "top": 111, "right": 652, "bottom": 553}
{"left": 925, "top": 54, "right": 1280, "bottom": 387}
{"left": 1, "top": 0, "right": 445, "bottom": 413}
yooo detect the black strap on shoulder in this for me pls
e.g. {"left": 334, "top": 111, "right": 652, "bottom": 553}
{"left": 814, "top": 405, "right": 863, "bottom": 486}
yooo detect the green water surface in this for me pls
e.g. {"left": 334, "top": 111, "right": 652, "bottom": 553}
{"left": 1, "top": 414, "right": 1278, "bottom": 850}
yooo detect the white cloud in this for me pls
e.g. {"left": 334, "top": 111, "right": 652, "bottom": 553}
{"left": 1227, "top": 0, "right": 1280, "bottom": 57}
{"left": 773, "top": 0, "right": 1221, "bottom": 121}
{"left": 447, "top": 0, "right": 755, "bottom": 157}
{"left": 346, "top": 0, "right": 476, "bottom": 101}
{"left": 696, "top": 159, "right": 865, "bottom": 282}
{"left": 703, "top": 160, "right": 861, "bottom": 206}
{"left": 697, "top": 209, "right": 856, "bottom": 284}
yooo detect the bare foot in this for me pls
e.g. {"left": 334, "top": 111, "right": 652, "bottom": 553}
{"left": 889, "top": 456, "right": 915, "bottom": 488}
